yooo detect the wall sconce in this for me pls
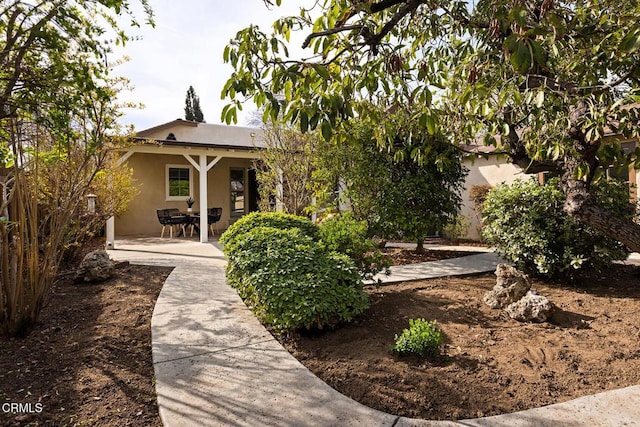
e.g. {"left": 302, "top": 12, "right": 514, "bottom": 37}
{"left": 86, "top": 194, "right": 97, "bottom": 214}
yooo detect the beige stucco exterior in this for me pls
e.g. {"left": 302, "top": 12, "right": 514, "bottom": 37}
{"left": 115, "top": 154, "right": 255, "bottom": 236}
{"left": 111, "top": 120, "right": 264, "bottom": 238}
{"left": 460, "top": 155, "right": 525, "bottom": 240}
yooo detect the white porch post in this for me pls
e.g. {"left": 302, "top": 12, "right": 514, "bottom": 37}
{"left": 105, "top": 150, "right": 135, "bottom": 249}
{"left": 106, "top": 217, "right": 115, "bottom": 249}
{"left": 276, "top": 167, "right": 284, "bottom": 212}
{"left": 199, "top": 154, "right": 208, "bottom": 243}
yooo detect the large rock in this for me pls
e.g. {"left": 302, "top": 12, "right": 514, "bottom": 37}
{"left": 74, "top": 249, "right": 114, "bottom": 283}
{"left": 483, "top": 264, "right": 531, "bottom": 309}
{"left": 505, "top": 290, "right": 553, "bottom": 323}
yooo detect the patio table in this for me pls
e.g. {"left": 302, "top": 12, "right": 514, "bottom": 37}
{"left": 177, "top": 212, "right": 200, "bottom": 237}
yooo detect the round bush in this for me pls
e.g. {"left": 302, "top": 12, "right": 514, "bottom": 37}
{"left": 392, "top": 318, "right": 443, "bottom": 358}
{"left": 220, "top": 211, "right": 319, "bottom": 250}
{"left": 481, "top": 178, "right": 630, "bottom": 279}
{"left": 224, "top": 226, "right": 369, "bottom": 331}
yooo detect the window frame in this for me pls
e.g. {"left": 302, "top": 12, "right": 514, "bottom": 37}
{"left": 230, "top": 167, "right": 246, "bottom": 217}
{"left": 165, "top": 164, "right": 193, "bottom": 201}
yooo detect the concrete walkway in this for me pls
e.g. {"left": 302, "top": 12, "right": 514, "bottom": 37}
{"left": 108, "top": 240, "right": 640, "bottom": 427}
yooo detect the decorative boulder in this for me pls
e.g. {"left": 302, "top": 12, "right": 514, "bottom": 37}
{"left": 505, "top": 290, "right": 553, "bottom": 323}
{"left": 74, "top": 249, "right": 114, "bottom": 283}
{"left": 483, "top": 264, "right": 531, "bottom": 309}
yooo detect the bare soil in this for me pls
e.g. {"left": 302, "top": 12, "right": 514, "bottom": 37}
{"left": 382, "top": 247, "right": 480, "bottom": 265}
{"left": 0, "top": 262, "right": 172, "bottom": 427}
{"left": 3, "top": 245, "right": 639, "bottom": 424}
{"left": 277, "top": 263, "right": 640, "bottom": 420}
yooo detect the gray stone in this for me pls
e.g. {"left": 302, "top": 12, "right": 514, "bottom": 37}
{"left": 74, "top": 249, "right": 114, "bottom": 282}
{"left": 483, "top": 264, "right": 531, "bottom": 309}
{"left": 505, "top": 290, "right": 553, "bottom": 323}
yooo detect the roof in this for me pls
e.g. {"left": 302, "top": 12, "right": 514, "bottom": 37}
{"left": 134, "top": 119, "right": 266, "bottom": 151}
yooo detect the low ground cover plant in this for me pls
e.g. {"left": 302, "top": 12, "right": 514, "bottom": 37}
{"left": 221, "top": 212, "right": 372, "bottom": 331}
{"left": 392, "top": 318, "right": 443, "bottom": 358}
{"left": 481, "top": 178, "right": 632, "bottom": 279}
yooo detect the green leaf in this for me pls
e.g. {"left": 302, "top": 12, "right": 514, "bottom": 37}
{"left": 313, "top": 64, "right": 330, "bottom": 80}
{"left": 425, "top": 115, "right": 436, "bottom": 135}
{"left": 511, "top": 39, "right": 532, "bottom": 74}
{"left": 321, "top": 121, "right": 333, "bottom": 141}
{"left": 300, "top": 111, "right": 309, "bottom": 133}
{"left": 620, "top": 28, "right": 640, "bottom": 53}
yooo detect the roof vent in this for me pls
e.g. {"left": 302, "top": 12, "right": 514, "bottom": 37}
{"left": 166, "top": 133, "right": 177, "bottom": 141}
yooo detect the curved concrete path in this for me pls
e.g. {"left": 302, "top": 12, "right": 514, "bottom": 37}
{"left": 108, "top": 240, "right": 640, "bottom": 427}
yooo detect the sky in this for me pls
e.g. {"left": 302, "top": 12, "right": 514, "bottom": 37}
{"left": 112, "top": 0, "right": 309, "bottom": 131}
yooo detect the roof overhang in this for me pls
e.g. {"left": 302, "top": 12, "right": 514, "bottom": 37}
{"left": 120, "top": 139, "right": 263, "bottom": 160}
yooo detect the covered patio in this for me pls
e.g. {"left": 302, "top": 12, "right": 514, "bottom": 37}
{"left": 106, "top": 119, "right": 264, "bottom": 248}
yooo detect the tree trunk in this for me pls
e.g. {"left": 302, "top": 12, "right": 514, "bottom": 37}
{"left": 561, "top": 164, "right": 640, "bottom": 253}
{"left": 415, "top": 239, "right": 424, "bottom": 254}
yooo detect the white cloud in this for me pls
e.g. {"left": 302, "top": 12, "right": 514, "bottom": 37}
{"left": 112, "top": 0, "right": 310, "bottom": 131}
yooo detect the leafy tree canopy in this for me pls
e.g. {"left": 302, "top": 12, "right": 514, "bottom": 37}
{"left": 223, "top": 0, "right": 640, "bottom": 251}
{"left": 0, "top": 0, "right": 154, "bottom": 123}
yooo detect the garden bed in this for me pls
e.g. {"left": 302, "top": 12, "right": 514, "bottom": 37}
{"left": 0, "top": 263, "right": 171, "bottom": 427}
{"left": 3, "top": 244, "right": 639, "bottom": 424}
{"left": 382, "top": 247, "right": 481, "bottom": 265}
{"left": 276, "top": 264, "right": 640, "bottom": 420}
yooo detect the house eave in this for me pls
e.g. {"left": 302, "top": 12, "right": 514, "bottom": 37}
{"left": 132, "top": 137, "right": 264, "bottom": 152}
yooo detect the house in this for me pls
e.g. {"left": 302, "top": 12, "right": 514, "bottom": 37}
{"left": 460, "top": 139, "right": 639, "bottom": 240}
{"left": 109, "top": 119, "right": 638, "bottom": 245}
{"left": 459, "top": 148, "right": 524, "bottom": 240}
{"left": 106, "top": 119, "right": 265, "bottom": 246}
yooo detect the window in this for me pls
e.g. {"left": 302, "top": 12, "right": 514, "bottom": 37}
{"left": 166, "top": 165, "right": 192, "bottom": 200}
{"left": 230, "top": 168, "right": 245, "bottom": 217}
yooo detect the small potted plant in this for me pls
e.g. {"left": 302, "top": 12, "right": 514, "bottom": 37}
{"left": 186, "top": 196, "right": 195, "bottom": 213}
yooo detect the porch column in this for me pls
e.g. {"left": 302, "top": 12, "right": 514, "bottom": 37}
{"left": 106, "top": 217, "right": 115, "bottom": 249}
{"left": 199, "top": 154, "right": 208, "bottom": 243}
{"left": 105, "top": 150, "right": 136, "bottom": 249}
{"left": 276, "top": 167, "right": 284, "bottom": 212}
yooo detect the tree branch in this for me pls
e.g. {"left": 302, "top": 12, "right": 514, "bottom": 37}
{"left": 370, "top": 0, "right": 406, "bottom": 13}
{"left": 592, "top": 69, "right": 637, "bottom": 95}
{"left": 302, "top": 25, "right": 362, "bottom": 49}
{"left": 365, "top": 0, "right": 424, "bottom": 54}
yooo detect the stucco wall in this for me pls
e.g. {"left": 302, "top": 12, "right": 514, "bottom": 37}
{"left": 461, "top": 155, "right": 525, "bottom": 240}
{"left": 115, "top": 153, "right": 254, "bottom": 236}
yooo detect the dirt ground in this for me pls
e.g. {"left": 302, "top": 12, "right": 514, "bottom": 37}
{"left": 0, "top": 262, "right": 172, "bottom": 427}
{"left": 277, "top": 262, "right": 640, "bottom": 420}
{"left": 2, "top": 244, "right": 639, "bottom": 424}
{"left": 382, "top": 247, "right": 479, "bottom": 265}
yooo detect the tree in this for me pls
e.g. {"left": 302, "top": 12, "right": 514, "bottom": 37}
{"left": 222, "top": 0, "right": 640, "bottom": 252}
{"left": 317, "top": 110, "right": 467, "bottom": 252}
{"left": 184, "top": 85, "right": 205, "bottom": 122}
{"left": 0, "top": 1, "right": 153, "bottom": 336}
{"left": 255, "top": 123, "right": 319, "bottom": 215}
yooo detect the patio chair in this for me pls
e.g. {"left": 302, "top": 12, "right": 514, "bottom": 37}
{"left": 156, "top": 209, "right": 189, "bottom": 238}
{"left": 207, "top": 207, "right": 222, "bottom": 236}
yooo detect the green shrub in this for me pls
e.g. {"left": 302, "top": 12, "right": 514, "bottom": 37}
{"left": 441, "top": 214, "right": 470, "bottom": 240}
{"left": 220, "top": 211, "right": 319, "bottom": 249}
{"left": 223, "top": 226, "right": 369, "bottom": 332}
{"left": 318, "top": 212, "right": 391, "bottom": 280}
{"left": 481, "top": 178, "right": 631, "bottom": 279}
{"left": 392, "top": 318, "right": 443, "bottom": 358}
